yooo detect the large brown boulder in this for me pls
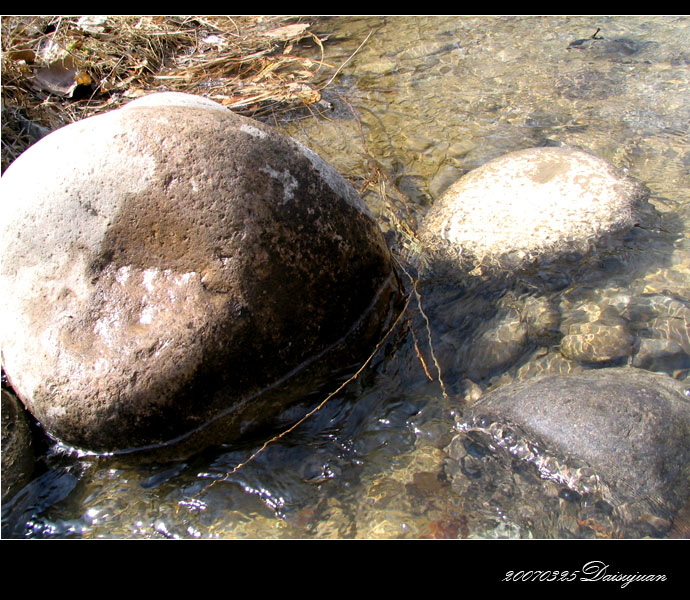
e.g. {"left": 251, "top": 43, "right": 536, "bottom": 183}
{"left": 0, "top": 93, "right": 400, "bottom": 456}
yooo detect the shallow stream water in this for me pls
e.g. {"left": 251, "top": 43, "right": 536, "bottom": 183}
{"left": 3, "top": 15, "right": 690, "bottom": 539}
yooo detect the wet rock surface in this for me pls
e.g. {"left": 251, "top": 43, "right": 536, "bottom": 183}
{"left": 566, "top": 35, "right": 659, "bottom": 59}
{"left": 1, "top": 388, "right": 35, "bottom": 502}
{"left": 0, "top": 93, "right": 400, "bottom": 456}
{"left": 559, "top": 311, "right": 635, "bottom": 364}
{"left": 448, "top": 367, "right": 690, "bottom": 536}
{"left": 556, "top": 289, "right": 690, "bottom": 375}
{"left": 418, "top": 146, "right": 652, "bottom": 277}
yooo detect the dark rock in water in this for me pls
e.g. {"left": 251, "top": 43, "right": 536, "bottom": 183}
{"left": 633, "top": 338, "right": 690, "bottom": 373}
{"left": 1, "top": 467, "right": 78, "bottom": 538}
{"left": 0, "top": 92, "right": 401, "bottom": 457}
{"left": 460, "top": 368, "right": 690, "bottom": 509}
{"left": 671, "top": 52, "right": 690, "bottom": 66}
{"left": 567, "top": 36, "right": 658, "bottom": 59}
{"left": 443, "top": 368, "right": 690, "bottom": 537}
{"left": 461, "top": 307, "right": 528, "bottom": 379}
{"left": 1, "top": 388, "right": 35, "bottom": 501}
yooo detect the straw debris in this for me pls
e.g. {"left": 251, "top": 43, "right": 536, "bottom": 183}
{"left": 1, "top": 15, "right": 331, "bottom": 172}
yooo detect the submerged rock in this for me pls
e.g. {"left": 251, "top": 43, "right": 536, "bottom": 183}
{"left": 418, "top": 146, "right": 651, "bottom": 278}
{"left": 0, "top": 92, "right": 400, "bottom": 456}
{"left": 449, "top": 306, "right": 529, "bottom": 381}
{"left": 566, "top": 35, "right": 658, "bottom": 59}
{"left": 555, "top": 69, "right": 624, "bottom": 101}
{"left": 457, "top": 368, "right": 690, "bottom": 527}
{"left": 559, "top": 316, "right": 635, "bottom": 364}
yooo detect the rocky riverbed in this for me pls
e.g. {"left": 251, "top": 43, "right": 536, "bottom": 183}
{"left": 2, "top": 15, "right": 689, "bottom": 539}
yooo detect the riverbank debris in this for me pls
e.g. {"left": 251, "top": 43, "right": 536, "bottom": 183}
{"left": 1, "top": 15, "right": 329, "bottom": 172}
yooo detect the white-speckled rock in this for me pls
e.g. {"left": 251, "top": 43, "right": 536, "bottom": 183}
{"left": 121, "top": 91, "right": 233, "bottom": 112}
{"left": 0, "top": 93, "right": 400, "bottom": 456}
{"left": 419, "top": 146, "right": 651, "bottom": 274}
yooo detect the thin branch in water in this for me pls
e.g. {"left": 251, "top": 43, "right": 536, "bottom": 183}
{"left": 337, "top": 91, "right": 419, "bottom": 240}
{"left": 409, "top": 318, "right": 434, "bottom": 381}
{"left": 308, "top": 31, "right": 327, "bottom": 77}
{"left": 337, "top": 90, "right": 371, "bottom": 155}
{"left": 335, "top": 90, "right": 420, "bottom": 250}
{"left": 394, "top": 256, "right": 449, "bottom": 399}
{"left": 201, "top": 284, "right": 413, "bottom": 490}
{"left": 319, "top": 28, "right": 373, "bottom": 90}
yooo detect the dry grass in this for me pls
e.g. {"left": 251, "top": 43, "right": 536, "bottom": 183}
{"left": 1, "top": 15, "right": 332, "bottom": 172}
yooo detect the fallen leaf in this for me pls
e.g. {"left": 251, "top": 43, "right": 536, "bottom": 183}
{"left": 123, "top": 87, "right": 147, "bottom": 98}
{"left": 201, "top": 34, "right": 227, "bottom": 49}
{"left": 33, "top": 56, "right": 83, "bottom": 97}
{"left": 9, "top": 49, "right": 35, "bottom": 63}
{"left": 36, "top": 39, "right": 66, "bottom": 64}
{"left": 76, "top": 15, "right": 108, "bottom": 35}
{"left": 263, "top": 23, "right": 310, "bottom": 40}
{"left": 75, "top": 71, "right": 92, "bottom": 86}
{"left": 286, "top": 82, "right": 321, "bottom": 104}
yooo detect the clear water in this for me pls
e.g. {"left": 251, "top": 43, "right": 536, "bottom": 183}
{"left": 3, "top": 15, "right": 690, "bottom": 539}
